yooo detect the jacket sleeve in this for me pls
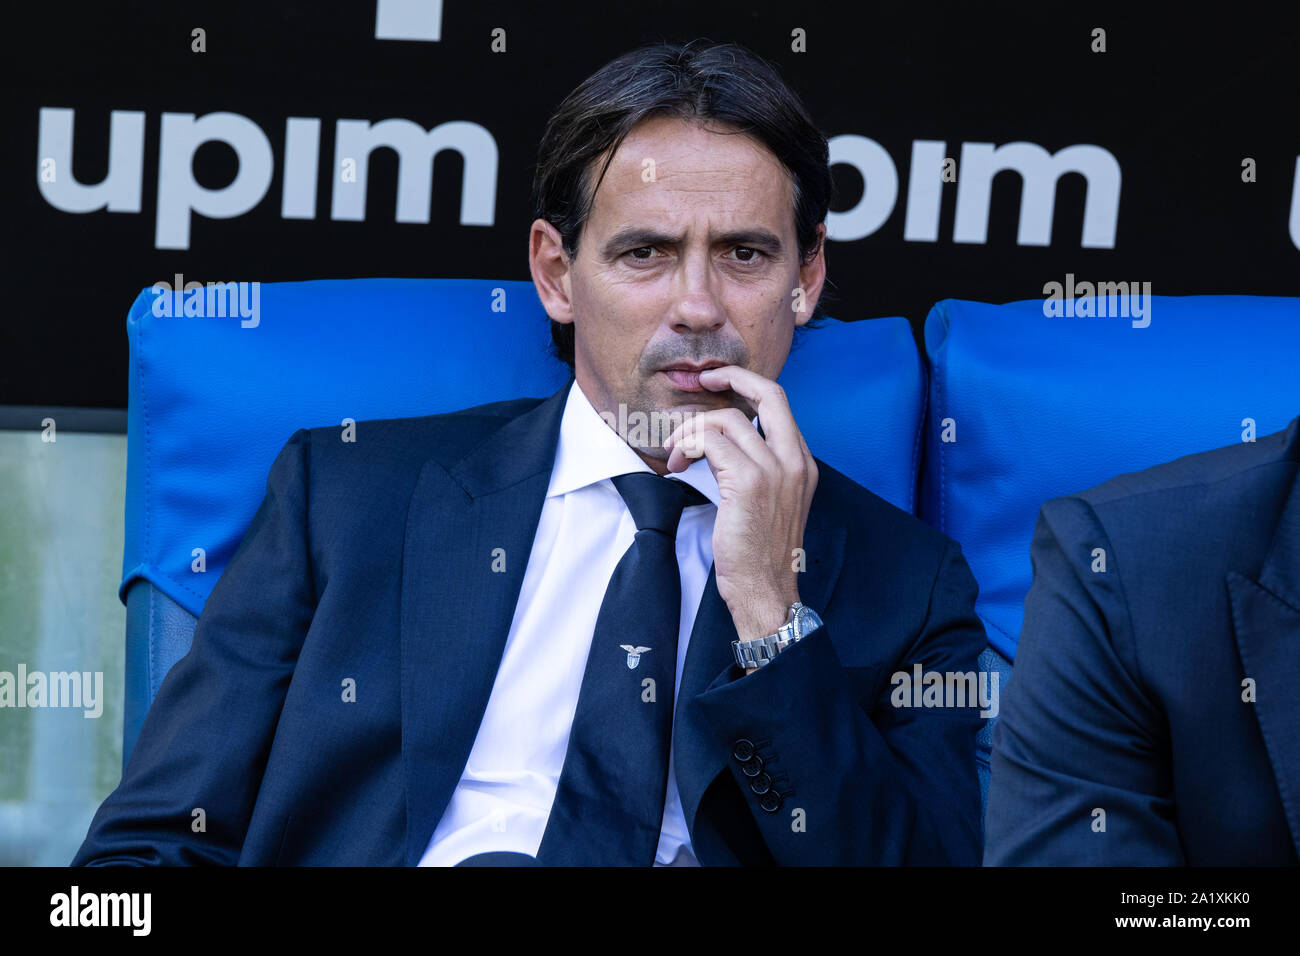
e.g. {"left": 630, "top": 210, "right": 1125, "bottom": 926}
{"left": 72, "top": 428, "right": 318, "bottom": 866}
{"left": 693, "top": 540, "right": 986, "bottom": 864}
{"left": 983, "top": 495, "right": 1186, "bottom": 865}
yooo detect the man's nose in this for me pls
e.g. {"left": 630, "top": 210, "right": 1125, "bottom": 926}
{"left": 668, "top": 252, "right": 726, "bottom": 332}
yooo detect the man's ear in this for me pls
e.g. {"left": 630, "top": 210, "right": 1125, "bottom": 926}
{"left": 794, "top": 222, "right": 827, "bottom": 327}
{"left": 529, "top": 218, "right": 574, "bottom": 326}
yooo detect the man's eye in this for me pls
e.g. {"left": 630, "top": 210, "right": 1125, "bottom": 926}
{"left": 731, "top": 246, "right": 764, "bottom": 263}
{"left": 626, "top": 246, "right": 657, "bottom": 260}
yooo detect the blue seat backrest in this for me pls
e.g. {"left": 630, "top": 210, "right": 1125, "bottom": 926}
{"left": 921, "top": 294, "right": 1300, "bottom": 662}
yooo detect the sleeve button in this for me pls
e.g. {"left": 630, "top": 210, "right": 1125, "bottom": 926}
{"left": 749, "top": 773, "right": 772, "bottom": 795}
{"left": 741, "top": 755, "right": 764, "bottom": 777}
{"left": 731, "top": 738, "right": 755, "bottom": 762}
{"left": 759, "top": 792, "right": 782, "bottom": 813}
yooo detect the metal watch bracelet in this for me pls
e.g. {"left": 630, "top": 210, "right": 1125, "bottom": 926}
{"left": 731, "top": 602, "right": 822, "bottom": 669}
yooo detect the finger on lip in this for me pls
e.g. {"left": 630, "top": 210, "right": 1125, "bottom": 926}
{"left": 699, "top": 365, "right": 766, "bottom": 402}
{"left": 694, "top": 366, "right": 732, "bottom": 390}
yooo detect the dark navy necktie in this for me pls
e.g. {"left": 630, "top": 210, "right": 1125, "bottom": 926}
{"left": 535, "top": 471, "right": 710, "bottom": 865}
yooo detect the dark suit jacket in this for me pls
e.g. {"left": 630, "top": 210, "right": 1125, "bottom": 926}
{"left": 74, "top": 376, "right": 987, "bottom": 866}
{"left": 986, "top": 416, "right": 1300, "bottom": 864}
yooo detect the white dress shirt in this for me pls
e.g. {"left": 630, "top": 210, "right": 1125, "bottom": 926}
{"left": 419, "top": 378, "right": 755, "bottom": 866}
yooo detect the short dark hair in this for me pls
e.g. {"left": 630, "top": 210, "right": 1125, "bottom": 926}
{"left": 531, "top": 38, "right": 837, "bottom": 371}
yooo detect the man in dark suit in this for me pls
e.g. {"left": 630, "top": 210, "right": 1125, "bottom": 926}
{"left": 73, "top": 39, "right": 987, "bottom": 866}
{"left": 985, "top": 417, "right": 1300, "bottom": 864}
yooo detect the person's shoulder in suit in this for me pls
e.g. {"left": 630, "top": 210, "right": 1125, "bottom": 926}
{"left": 813, "top": 455, "right": 954, "bottom": 557}
{"left": 986, "top": 415, "right": 1300, "bottom": 865}
{"left": 251, "top": 393, "right": 560, "bottom": 599}
{"left": 291, "top": 394, "right": 548, "bottom": 479}
{"left": 1040, "top": 416, "right": 1299, "bottom": 585}
{"left": 807, "top": 456, "right": 982, "bottom": 668}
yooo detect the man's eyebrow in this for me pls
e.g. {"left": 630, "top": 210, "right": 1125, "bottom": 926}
{"left": 599, "top": 227, "right": 785, "bottom": 258}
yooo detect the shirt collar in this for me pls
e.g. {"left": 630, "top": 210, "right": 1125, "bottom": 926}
{"left": 547, "top": 378, "right": 760, "bottom": 507}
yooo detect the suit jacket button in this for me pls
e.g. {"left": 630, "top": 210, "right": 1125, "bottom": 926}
{"left": 732, "top": 739, "right": 755, "bottom": 762}
{"left": 749, "top": 772, "right": 772, "bottom": 795}
{"left": 741, "top": 755, "right": 764, "bottom": 777}
{"left": 759, "top": 792, "right": 782, "bottom": 813}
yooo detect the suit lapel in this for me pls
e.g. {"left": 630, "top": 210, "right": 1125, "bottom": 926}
{"left": 401, "top": 376, "right": 572, "bottom": 865}
{"left": 1227, "top": 461, "right": 1300, "bottom": 859}
{"left": 673, "top": 487, "right": 847, "bottom": 862}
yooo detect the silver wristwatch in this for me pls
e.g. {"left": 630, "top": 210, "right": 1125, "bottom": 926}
{"left": 732, "top": 602, "right": 824, "bottom": 669}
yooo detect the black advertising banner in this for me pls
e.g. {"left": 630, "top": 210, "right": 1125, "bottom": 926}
{"left": 3, "top": 2, "right": 1297, "bottom": 407}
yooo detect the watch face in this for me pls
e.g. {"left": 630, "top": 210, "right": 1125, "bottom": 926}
{"left": 794, "top": 604, "right": 822, "bottom": 636}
